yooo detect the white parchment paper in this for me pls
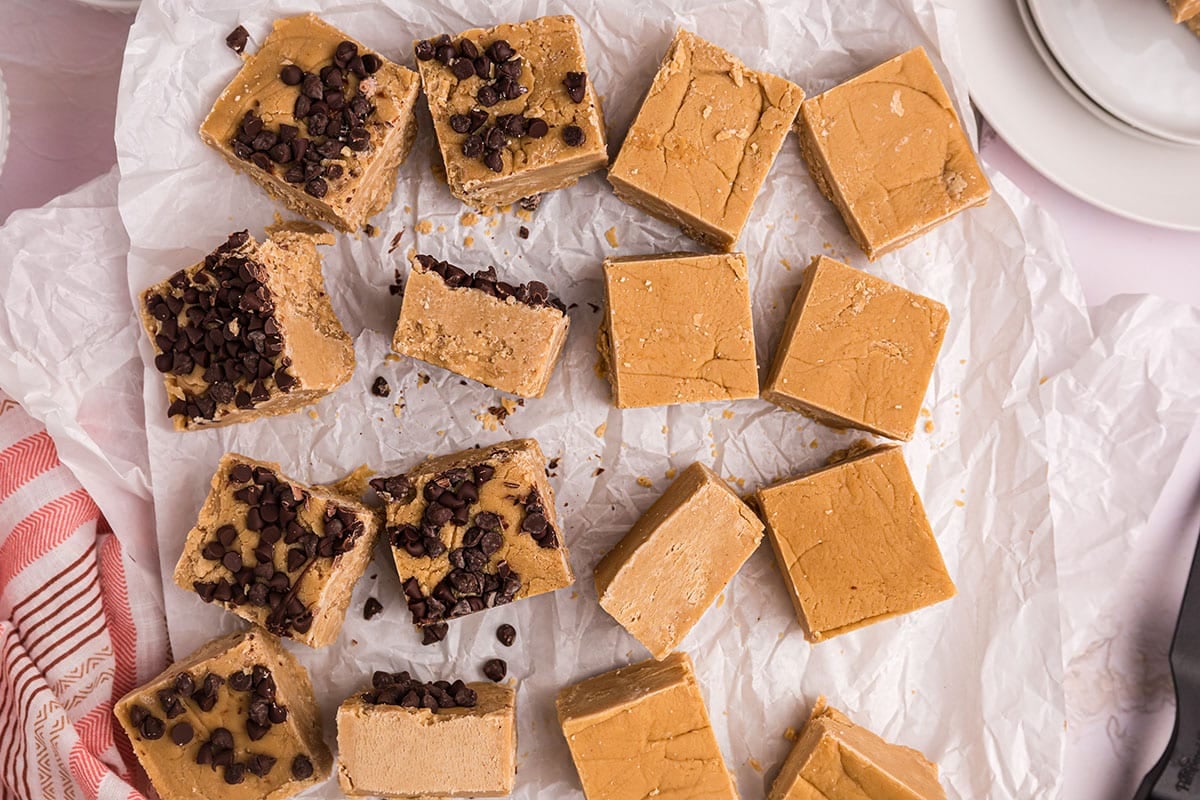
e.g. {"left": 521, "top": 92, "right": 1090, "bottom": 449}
{"left": 109, "top": 1, "right": 1073, "bottom": 797}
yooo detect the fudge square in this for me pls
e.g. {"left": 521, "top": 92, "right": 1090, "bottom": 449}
{"left": 608, "top": 29, "right": 805, "bottom": 251}
{"left": 755, "top": 445, "right": 955, "bottom": 643}
{"left": 391, "top": 253, "right": 571, "bottom": 398}
{"left": 173, "top": 453, "right": 380, "bottom": 648}
{"left": 114, "top": 629, "right": 332, "bottom": 800}
{"left": 762, "top": 255, "right": 949, "bottom": 441}
{"left": 337, "top": 669, "right": 516, "bottom": 797}
{"left": 415, "top": 15, "right": 608, "bottom": 209}
{"left": 139, "top": 226, "right": 353, "bottom": 431}
{"left": 598, "top": 252, "right": 757, "bottom": 408}
{"left": 556, "top": 652, "right": 737, "bottom": 800}
{"left": 370, "top": 438, "right": 574, "bottom": 636}
{"left": 798, "top": 47, "right": 990, "bottom": 260}
{"left": 594, "top": 462, "right": 763, "bottom": 659}
{"left": 200, "top": 14, "right": 421, "bottom": 232}
{"left": 768, "top": 698, "right": 945, "bottom": 800}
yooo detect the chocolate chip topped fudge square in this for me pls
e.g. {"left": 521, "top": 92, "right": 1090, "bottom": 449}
{"left": 370, "top": 438, "right": 574, "bottom": 639}
{"left": 415, "top": 15, "right": 608, "bottom": 209}
{"left": 200, "top": 14, "right": 421, "bottom": 232}
{"left": 114, "top": 629, "right": 332, "bottom": 800}
{"left": 336, "top": 669, "right": 517, "bottom": 797}
{"left": 139, "top": 226, "right": 353, "bottom": 431}
{"left": 391, "top": 253, "right": 571, "bottom": 398}
{"left": 608, "top": 29, "right": 804, "bottom": 251}
{"left": 173, "top": 454, "right": 380, "bottom": 648}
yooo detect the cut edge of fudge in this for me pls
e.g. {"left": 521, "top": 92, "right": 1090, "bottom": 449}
{"left": 173, "top": 453, "right": 381, "bottom": 648}
{"left": 414, "top": 15, "right": 609, "bottom": 211}
{"left": 114, "top": 629, "right": 333, "bottom": 800}
{"left": 199, "top": 14, "right": 421, "bottom": 232}
{"left": 608, "top": 28, "right": 805, "bottom": 252}
{"left": 761, "top": 255, "right": 950, "bottom": 441}
{"left": 768, "top": 697, "right": 946, "bottom": 800}
{"left": 755, "top": 444, "right": 956, "bottom": 642}
{"left": 139, "top": 225, "right": 353, "bottom": 431}
{"left": 336, "top": 670, "right": 516, "bottom": 798}
{"left": 391, "top": 253, "right": 571, "bottom": 398}
{"left": 593, "top": 462, "right": 764, "bottom": 659}
{"left": 798, "top": 47, "right": 991, "bottom": 261}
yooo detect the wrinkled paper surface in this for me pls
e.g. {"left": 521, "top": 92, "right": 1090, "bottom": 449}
{"left": 113, "top": 1, "right": 1067, "bottom": 797}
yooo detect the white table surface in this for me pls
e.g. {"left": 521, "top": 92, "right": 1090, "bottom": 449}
{"left": 2, "top": 1, "right": 1198, "bottom": 797}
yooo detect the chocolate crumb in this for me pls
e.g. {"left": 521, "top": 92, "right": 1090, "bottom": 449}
{"left": 364, "top": 223, "right": 376, "bottom": 237}
{"left": 518, "top": 226, "right": 529, "bottom": 239}
{"left": 389, "top": 268, "right": 404, "bottom": 297}
{"left": 518, "top": 194, "right": 542, "bottom": 212}
{"left": 371, "top": 377, "right": 391, "bottom": 398}
{"left": 363, "top": 597, "right": 384, "bottom": 620}
{"left": 483, "top": 658, "right": 507, "bottom": 682}
{"left": 225, "top": 25, "right": 249, "bottom": 55}
{"left": 496, "top": 624, "right": 516, "bottom": 647}
{"left": 388, "top": 229, "right": 405, "bottom": 254}
{"left": 422, "top": 622, "right": 449, "bottom": 645}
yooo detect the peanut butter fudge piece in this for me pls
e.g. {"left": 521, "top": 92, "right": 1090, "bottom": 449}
{"left": 1170, "top": 0, "right": 1200, "bottom": 23}
{"left": 337, "top": 669, "right": 516, "bottom": 797}
{"left": 391, "top": 254, "right": 570, "bottom": 398}
{"left": 174, "top": 454, "right": 380, "bottom": 648}
{"left": 414, "top": 16, "right": 608, "bottom": 209}
{"left": 140, "top": 227, "right": 352, "bottom": 431}
{"left": 200, "top": 14, "right": 420, "bottom": 232}
{"left": 114, "top": 629, "right": 332, "bottom": 800}
{"left": 755, "top": 445, "right": 955, "bottom": 642}
{"left": 762, "top": 256, "right": 949, "bottom": 441}
{"left": 799, "top": 47, "right": 991, "bottom": 260}
{"left": 557, "top": 652, "right": 737, "bottom": 800}
{"left": 594, "top": 463, "right": 763, "bottom": 659}
{"left": 598, "top": 252, "right": 757, "bottom": 408}
{"left": 769, "top": 698, "right": 945, "bottom": 800}
{"left": 371, "top": 439, "right": 574, "bottom": 634}
{"left": 608, "top": 29, "right": 804, "bottom": 251}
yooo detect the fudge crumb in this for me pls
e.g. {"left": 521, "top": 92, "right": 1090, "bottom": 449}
{"left": 476, "top": 408, "right": 503, "bottom": 432}
{"left": 716, "top": 592, "right": 725, "bottom": 608}
{"left": 925, "top": 420, "right": 936, "bottom": 434}
{"left": 515, "top": 208, "right": 533, "bottom": 222}
{"left": 781, "top": 258, "right": 793, "bottom": 271}
{"left": 371, "top": 377, "right": 391, "bottom": 397}
{"left": 363, "top": 597, "right": 383, "bottom": 620}
{"left": 604, "top": 227, "right": 619, "bottom": 248}
{"left": 592, "top": 467, "right": 605, "bottom": 477}
{"left": 384, "top": 354, "right": 401, "bottom": 363}
{"left": 392, "top": 400, "right": 404, "bottom": 418}
{"left": 810, "top": 440, "right": 820, "bottom": 449}
{"left": 389, "top": 268, "right": 404, "bottom": 296}
{"left": 461, "top": 212, "right": 479, "bottom": 226}
{"left": 722, "top": 409, "right": 735, "bottom": 419}
{"left": 388, "top": 229, "right": 405, "bottom": 253}
{"left": 326, "top": 464, "right": 375, "bottom": 497}
{"left": 665, "top": 468, "right": 677, "bottom": 479}
{"left": 594, "top": 423, "right": 607, "bottom": 437}
{"left": 225, "top": 25, "right": 249, "bottom": 54}
{"left": 483, "top": 659, "right": 507, "bottom": 682}
{"left": 827, "top": 438, "right": 875, "bottom": 465}
{"left": 784, "top": 727, "right": 799, "bottom": 742}
{"left": 422, "top": 622, "right": 449, "bottom": 645}
{"left": 418, "top": 373, "right": 430, "bottom": 386}
{"left": 955, "top": 499, "right": 965, "bottom": 508}
{"left": 363, "top": 223, "right": 377, "bottom": 238}
{"left": 464, "top": 236, "right": 475, "bottom": 247}
{"left": 920, "top": 407, "right": 931, "bottom": 417}
{"left": 518, "top": 226, "right": 530, "bottom": 239}
{"left": 636, "top": 476, "right": 653, "bottom": 488}
{"left": 748, "top": 758, "right": 763, "bottom": 773}
{"left": 416, "top": 219, "right": 434, "bottom": 234}
{"left": 307, "top": 410, "right": 319, "bottom": 420}
{"left": 496, "top": 624, "right": 516, "bottom": 647}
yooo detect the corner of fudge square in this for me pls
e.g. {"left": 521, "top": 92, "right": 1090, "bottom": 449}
{"left": 139, "top": 225, "right": 353, "bottom": 431}
{"left": 370, "top": 438, "right": 574, "bottom": 631}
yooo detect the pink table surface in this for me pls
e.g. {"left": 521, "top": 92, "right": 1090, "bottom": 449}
{"left": 3, "top": 1, "right": 1199, "bottom": 797}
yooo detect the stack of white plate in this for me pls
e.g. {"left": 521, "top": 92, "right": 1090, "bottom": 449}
{"left": 959, "top": 0, "right": 1200, "bottom": 231}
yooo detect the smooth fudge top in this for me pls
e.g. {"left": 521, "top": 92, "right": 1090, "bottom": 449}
{"left": 800, "top": 47, "right": 990, "bottom": 259}
{"left": 114, "top": 630, "right": 331, "bottom": 800}
{"left": 200, "top": 14, "right": 419, "bottom": 210}
{"left": 608, "top": 28, "right": 804, "bottom": 251}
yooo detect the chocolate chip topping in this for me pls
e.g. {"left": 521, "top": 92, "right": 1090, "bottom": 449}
{"left": 563, "top": 71, "right": 587, "bottom": 103}
{"left": 519, "top": 487, "right": 560, "bottom": 548}
{"left": 291, "top": 754, "right": 314, "bottom": 780}
{"left": 496, "top": 623, "right": 516, "bottom": 647}
{"left": 229, "top": 39, "right": 382, "bottom": 197}
{"left": 422, "top": 622, "right": 449, "bottom": 645}
{"left": 483, "top": 658, "right": 507, "bottom": 682}
{"left": 370, "top": 473, "right": 416, "bottom": 504}
{"left": 170, "top": 721, "right": 194, "bottom": 746}
{"left": 363, "top": 596, "right": 384, "bottom": 620}
{"left": 145, "top": 231, "right": 297, "bottom": 425}
{"left": 225, "top": 26, "right": 249, "bottom": 55}
{"left": 364, "top": 670, "right": 478, "bottom": 710}
{"left": 371, "top": 376, "right": 391, "bottom": 397}
{"left": 413, "top": 254, "right": 566, "bottom": 313}
{"left": 562, "top": 124, "right": 585, "bottom": 147}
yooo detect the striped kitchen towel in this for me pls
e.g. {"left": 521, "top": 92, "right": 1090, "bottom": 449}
{"left": 0, "top": 390, "right": 164, "bottom": 800}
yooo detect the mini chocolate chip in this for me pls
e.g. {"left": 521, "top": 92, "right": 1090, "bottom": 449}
{"left": 473, "top": 464, "right": 496, "bottom": 483}
{"left": 415, "top": 40, "right": 435, "bottom": 61}
{"left": 371, "top": 376, "right": 391, "bottom": 397}
{"left": 195, "top": 742, "right": 214, "bottom": 765}
{"left": 301, "top": 73, "right": 324, "bottom": 100}
{"left": 497, "top": 623, "right": 516, "bottom": 646}
{"left": 451, "top": 58, "right": 476, "bottom": 80}
{"left": 140, "top": 715, "right": 165, "bottom": 740}
{"left": 222, "top": 551, "right": 243, "bottom": 573}
{"left": 459, "top": 39, "right": 480, "bottom": 60}
{"left": 279, "top": 64, "right": 303, "bottom": 85}
{"left": 562, "top": 125, "right": 585, "bottom": 147}
{"left": 422, "top": 622, "right": 449, "bottom": 645}
{"left": 210, "top": 727, "right": 233, "bottom": 751}
{"left": 483, "top": 150, "right": 503, "bottom": 172}
{"left": 246, "top": 753, "right": 277, "bottom": 778}
{"left": 564, "top": 71, "right": 587, "bottom": 103}
{"left": 305, "top": 178, "right": 328, "bottom": 198}
{"left": 246, "top": 720, "right": 269, "bottom": 741}
{"left": 363, "top": 53, "right": 383, "bottom": 74}
{"left": 170, "top": 722, "right": 194, "bottom": 746}
{"left": 335, "top": 40, "right": 358, "bottom": 67}
{"left": 476, "top": 85, "right": 500, "bottom": 107}
{"left": 230, "top": 464, "right": 252, "bottom": 483}
{"left": 436, "top": 44, "right": 456, "bottom": 65}
{"left": 487, "top": 40, "right": 514, "bottom": 61}
{"left": 449, "top": 114, "right": 473, "bottom": 134}
{"left": 483, "top": 658, "right": 507, "bottom": 682}
{"left": 269, "top": 704, "right": 288, "bottom": 724}
{"left": 224, "top": 763, "right": 245, "bottom": 785}
{"left": 201, "top": 541, "right": 225, "bottom": 561}
{"left": 364, "top": 597, "right": 384, "bottom": 620}
{"left": 518, "top": 225, "right": 530, "bottom": 239}
{"left": 228, "top": 671, "right": 252, "bottom": 692}
{"left": 173, "top": 672, "right": 195, "bottom": 696}
{"left": 225, "top": 25, "right": 249, "bottom": 55}
{"left": 291, "top": 754, "right": 314, "bottom": 780}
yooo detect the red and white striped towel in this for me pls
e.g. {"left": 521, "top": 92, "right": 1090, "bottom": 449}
{"left": 0, "top": 389, "right": 162, "bottom": 800}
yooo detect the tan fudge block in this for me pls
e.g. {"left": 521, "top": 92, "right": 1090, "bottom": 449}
{"left": 391, "top": 254, "right": 571, "bottom": 398}
{"left": 200, "top": 14, "right": 420, "bottom": 232}
{"left": 762, "top": 256, "right": 949, "bottom": 441}
{"left": 769, "top": 699, "right": 945, "bottom": 800}
{"left": 755, "top": 446, "right": 955, "bottom": 642}
{"left": 114, "top": 630, "right": 332, "bottom": 800}
{"left": 556, "top": 652, "right": 737, "bottom": 800}
{"left": 594, "top": 462, "right": 763, "bottom": 659}
{"left": 372, "top": 438, "right": 574, "bottom": 630}
{"left": 598, "top": 252, "right": 757, "bottom": 408}
{"left": 609, "top": 29, "right": 804, "bottom": 251}
{"left": 416, "top": 16, "right": 608, "bottom": 209}
{"left": 173, "top": 454, "right": 380, "bottom": 648}
{"left": 139, "top": 226, "right": 353, "bottom": 431}
{"left": 337, "top": 675, "right": 516, "bottom": 798}
{"left": 799, "top": 47, "right": 990, "bottom": 260}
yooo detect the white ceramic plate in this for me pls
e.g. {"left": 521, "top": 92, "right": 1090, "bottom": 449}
{"left": 1028, "top": 0, "right": 1200, "bottom": 146}
{"left": 959, "top": 0, "right": 1200, "bottom": 231}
